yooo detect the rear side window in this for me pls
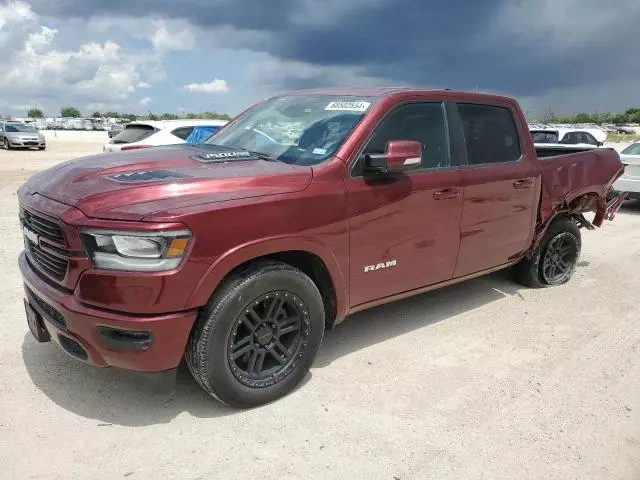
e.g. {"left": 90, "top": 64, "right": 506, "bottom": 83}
{"left": 457, "top": 104, "right": 522, "bottom": 165}
{"left": 171, "top": 127, "right": 195, "bottom": 140}
{"left": 112, "top": 125, "right": 156, "bottom": 144}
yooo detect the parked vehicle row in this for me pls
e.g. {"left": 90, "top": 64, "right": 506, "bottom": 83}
{"left": 529, "top": 126, "right": 605, "bottom": 147}
{"left": 18, "top": 88, "right": 625, "bottom": 408}
{"left": 0, "top": 121, "right": 46, "bottom": 150}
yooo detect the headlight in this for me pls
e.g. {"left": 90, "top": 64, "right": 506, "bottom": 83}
{"left": 80, "top": 229, "right": 192, "bottom": 272}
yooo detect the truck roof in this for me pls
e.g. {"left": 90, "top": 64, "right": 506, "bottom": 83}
{"left": 280, "top": 87, "right": 515, "bottom": 103}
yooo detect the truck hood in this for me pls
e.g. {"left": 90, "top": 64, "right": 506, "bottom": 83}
{"left": 21, "top": 144, "right": 313, "bottom": 221}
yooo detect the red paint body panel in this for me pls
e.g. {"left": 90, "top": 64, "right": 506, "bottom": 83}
{"left": 347, "top": 169, "right": 463, "bottom": 306}
{"left": 20, "top": 253, "right": 196, "bottom": 371}
{"left": 16, "top": 88, "right": 624, "bottom": 373}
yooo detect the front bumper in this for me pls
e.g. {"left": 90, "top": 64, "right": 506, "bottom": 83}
{"left": 20, "top": 252, "right": 197, "bottom": 372}
{"left": 9, "top": 139, "right": 46, "bottom": 148}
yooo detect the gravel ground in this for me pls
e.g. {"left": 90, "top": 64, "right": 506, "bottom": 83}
{"left": 0, "top": 133, "right": 638, "bottom": 480}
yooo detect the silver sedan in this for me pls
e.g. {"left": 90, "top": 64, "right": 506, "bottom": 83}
{"left": 0, "top": 123, "right": 46, "bottom": 150}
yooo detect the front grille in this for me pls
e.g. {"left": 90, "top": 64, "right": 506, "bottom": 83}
{"left": 26, "top": 286, "right": 66, "bottom": 329}
{"left": 27, "top": 242, "right": 69, "bottom": 280}
{"left": 20, "top": 207, "right": 65, "bottom": 244}
{"left": 59, "top": 335, "right": 88, "bottom": 360}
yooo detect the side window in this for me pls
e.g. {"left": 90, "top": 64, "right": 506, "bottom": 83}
{"left": 362, "top": 102, "right": 449, "bottom": 171}
{"left": 457, "top": 104, "right": 522, "bottom": 165}
{"left": 583, "top": 133, "right": 598, "bottom": 145}
{"left": 171, "top": 127, "right": 194, "bottom": 140}
{"left": 561, "top": 132, "right": 579, "bottom": 144}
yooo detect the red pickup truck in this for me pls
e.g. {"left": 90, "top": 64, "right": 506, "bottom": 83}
{"left": 18, "top": 88, "right": 625, "bottom": 407}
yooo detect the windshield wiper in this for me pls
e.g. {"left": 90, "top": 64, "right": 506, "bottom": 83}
{"left": 244, "top": 150, "right": 280, "bottom": 162}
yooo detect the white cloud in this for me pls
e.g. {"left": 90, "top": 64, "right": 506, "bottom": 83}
{"left": 151, "top": 19, "right": 195, "bottom": 52}
{"left": 0, "top": 1, "right": 165, "bottom": 115}
{"left": 139, "top": 96, "right": 152, "bottom": 106}
{"left": 181, "top": 79, "right": 230, "bottom": 94}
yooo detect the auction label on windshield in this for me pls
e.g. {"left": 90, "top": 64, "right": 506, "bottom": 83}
{"left": 325, "top": 101, "right": 371, "bottom": 112}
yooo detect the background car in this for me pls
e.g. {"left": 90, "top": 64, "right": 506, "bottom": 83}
{"left": 103, "top": 119, "right": 227, "bottom": 152}
{"left": 613, "top": 142, "right": 640, "bottom": 200}
{"left": 530, "top": 127, "right": 604, "bottom": 147}
{"left": 0, "top": 121, "right": 46, "bottom": 150}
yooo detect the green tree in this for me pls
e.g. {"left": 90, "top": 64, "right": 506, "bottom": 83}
{"left": 160, "top": 113, "right": 179, "bottom": 120}
{"left": 91, "top": 111, "right": 103, "bottom": 118}
{"left": 104, "top": 111, "right": 122, "bottom": 118}
{"left": 27, "top": 108, "right": 44, "bottom": 118}
{"left": 574, "top": 113, "right": 592, "bottom": 124}
{"left": 611, "top": 114, "right": 627, "bottom": 125}
{"left": 185, "top": 111, "right": 231, "bottom": 120}
{"left": 60, "top": 106, "right": 81, "bottom": 118}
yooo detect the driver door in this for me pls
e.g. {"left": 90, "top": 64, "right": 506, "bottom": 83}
{"left": 346, "top": 102, "right": 463, "bottom": 307}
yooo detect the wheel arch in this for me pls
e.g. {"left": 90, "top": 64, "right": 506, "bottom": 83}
{"left": 186, "top": 237, "right": 348, "bottom": 329}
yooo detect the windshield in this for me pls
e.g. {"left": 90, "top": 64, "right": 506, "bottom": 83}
{"left": 621, "top": 143, "right": 640, "bottom": 155}
{"left": 205, "top": 95, "right": 378, "bottom": 165}
{"left": 531, "top": 130, "right": 559, "bottom": 143}
{"left": 6, "top": 124, "right": 36, "bottom": 133}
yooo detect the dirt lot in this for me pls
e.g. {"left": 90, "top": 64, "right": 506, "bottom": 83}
{"left": 0, "top": 133, "right": 639, "bottom": 480}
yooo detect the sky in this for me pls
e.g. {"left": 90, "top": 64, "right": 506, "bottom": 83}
{"left": 0, "top": 0, "right": 639, "bottom": 118}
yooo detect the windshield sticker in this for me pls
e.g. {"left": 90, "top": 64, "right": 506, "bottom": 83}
{"left": 312, "top": 148, "right": 327, "bottom": 155}
{"left": 197, "top": 151, "right": 253, "bottom": 161}
{"left": 325, "top": 101, "right": 371, "bottom": 112}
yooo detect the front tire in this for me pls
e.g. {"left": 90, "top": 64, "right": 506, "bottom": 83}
{"left": 514, "top": 217, "right": 581, "bottom": 288}
{"left": 3, "top": 138, "right": 11, "bottom": 150}
{"left": 186, "top": 261, "right": 325, "bottom": 408}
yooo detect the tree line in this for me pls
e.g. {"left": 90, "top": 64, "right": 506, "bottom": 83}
{"left": 25, "top": 107, "right": 231, "bottom": 122}
{"left": 533, "top": 108, "right": 640, "bottom": 125}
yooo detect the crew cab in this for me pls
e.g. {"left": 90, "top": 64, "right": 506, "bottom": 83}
{"left": 17, "top": 88, "right": 625, "bottom": 408}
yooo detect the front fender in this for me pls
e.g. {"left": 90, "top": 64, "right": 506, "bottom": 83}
{"left": 186, "top": 235, "right": 349, "bottom": 321}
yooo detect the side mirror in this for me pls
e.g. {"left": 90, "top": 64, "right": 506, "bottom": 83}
{"left": 597, "top": 141, "right": 604, "bottom": 147}
{"left": 363, "top": 140, "right": 422, "bottom": 174}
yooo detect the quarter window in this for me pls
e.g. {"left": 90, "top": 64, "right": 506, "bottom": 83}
{"left": 171, "top": 127, "right": 195, "bottom": 140}
{"left": 457, "top": 104, "right": 521, "bottom": 165}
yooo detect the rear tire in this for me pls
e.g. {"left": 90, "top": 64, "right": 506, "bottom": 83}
{"left": 514, "top": 217, "right": 581, "bottom": 288}
{"left": 186, "top": 261, "right": 325, "bottom": 408}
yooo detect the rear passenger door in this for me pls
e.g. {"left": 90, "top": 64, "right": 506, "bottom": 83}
{"left": 452, "top": 102, "right": 538, "bottom": 278}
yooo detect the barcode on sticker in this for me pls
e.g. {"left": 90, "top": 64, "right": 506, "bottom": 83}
{"left": 325, "top": 101, "right": 371, "bottom": 112}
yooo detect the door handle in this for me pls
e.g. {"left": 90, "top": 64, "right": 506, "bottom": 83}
{"left": 513, "top": 179, "right": 533, "bottom": 189}
{"left": 433, "top": 188, "right": 460, "bottom": 200}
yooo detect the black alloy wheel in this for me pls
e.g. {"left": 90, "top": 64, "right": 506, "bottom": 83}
{"left": 541, "top": 232, "right": 578, "bottom": 284}
{"left": 228, "top": 291, "right": 309, "bottom": 388}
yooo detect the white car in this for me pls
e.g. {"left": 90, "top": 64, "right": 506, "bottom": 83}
{"left": 613, "top": 142, "right": 640, "bottom": 200}
{"left": 103, "top": 119, "right": 228, "bottom": 152}
{"left": 530, "top": 127, "right": 604, "bottom": 147}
